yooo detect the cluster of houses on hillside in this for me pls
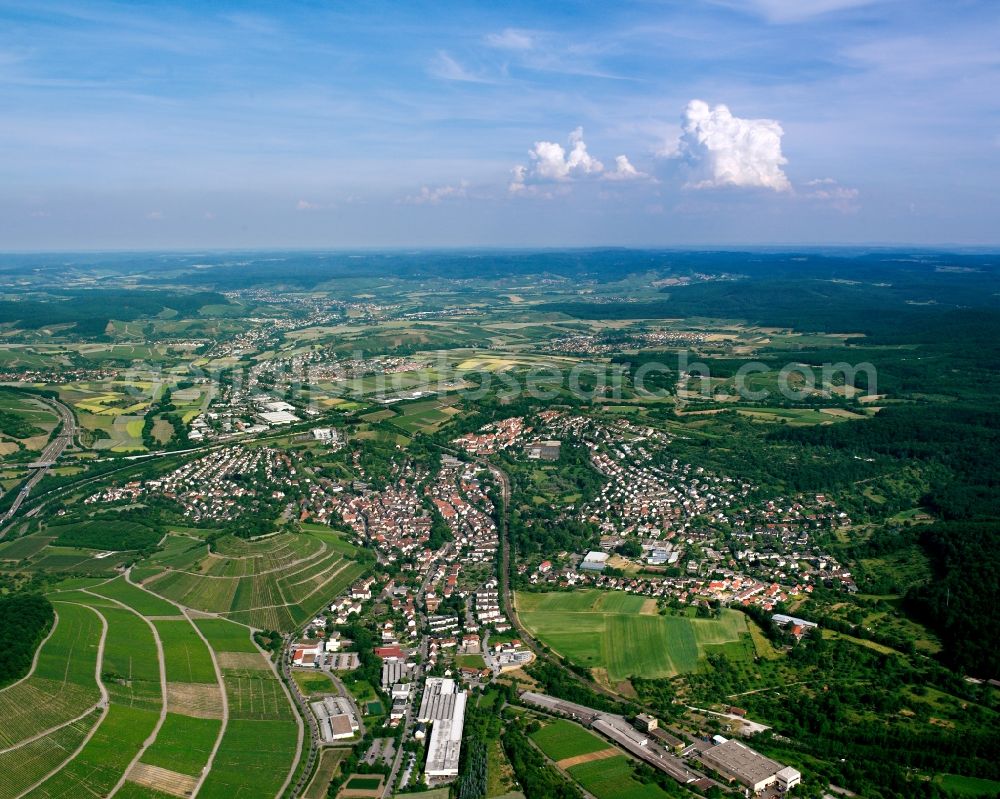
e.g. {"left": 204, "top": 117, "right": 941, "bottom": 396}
{"left": 85, "top": 445, "right": 296, "bottom": 522}
{"left": 426, "top": 457, "right": 499, "bottom": 564}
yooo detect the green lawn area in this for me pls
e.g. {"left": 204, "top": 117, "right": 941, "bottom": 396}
{"left": 530, "top": 719, "right": 610, "bottom": 761}
{"left": 345, "top": 775, "right": 383, "bottom": 790}
{"left": 516, "top": 589, "right": 749, "bottom": 680}
{"left": 292, "top": 670, "right": 336, "bottom": 695}
{"left": 567, "top": 755, "right": 674, "bottom": 799}
{"left": 933, "top": 774, "right": 1000, "bottom": 796}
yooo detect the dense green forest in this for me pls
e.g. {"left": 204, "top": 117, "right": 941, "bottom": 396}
{"left": 0, "top": 289, "right": 229, "bottom": 336}
{"left": 0, "top": 409, "right": 44, "bottom": 439}
{"left": 0, "top": 593, "right": 54, "bottom": 686}
{"left": 905, "top": 523, "right": 1000, "bottom": 675}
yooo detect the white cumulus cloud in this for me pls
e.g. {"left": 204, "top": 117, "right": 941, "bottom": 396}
{"left": 677, "top": 100, "right": 791, "bottom": 192}
{"left": 509, "top": 128, "right": 646, "bottom": 193}
{"left": 604, "top": 155, "right": 647, "bottom": 181}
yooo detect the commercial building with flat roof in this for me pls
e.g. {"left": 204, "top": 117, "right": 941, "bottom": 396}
{"left": 420, "top": 677, "right": 467, "bottom": 782}
{"left": 698, "top": 738, "right": 800, "bottom": 793}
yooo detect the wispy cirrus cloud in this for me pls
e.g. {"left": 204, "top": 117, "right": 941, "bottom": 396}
{"left": 713, "top": 0, "right": 883, "bottom": 23}
{"left": 485, "top": 28, "right": 535, "bottom": 50}
{"left": 804, "top": 178, "right": 860, "bottom": 212}
{"left": 428, "top": 51, "right": 493, "bottom": 83}
{"left": 402, "top": 182, "right": 469, "bottom": 205}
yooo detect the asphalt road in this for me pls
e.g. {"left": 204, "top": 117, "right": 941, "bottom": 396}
{"left": 1, "top": 394, "right": 76, "bottom": 526}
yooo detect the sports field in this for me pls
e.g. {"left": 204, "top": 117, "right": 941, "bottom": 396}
{"left": 567, "top": 755, "right": 674, "bottom": 799}
{"left": 530, "top": 719, "right": 611, "bottom": 761}
{"left": 516, "top": 589, "right": 750, "bottom": 680}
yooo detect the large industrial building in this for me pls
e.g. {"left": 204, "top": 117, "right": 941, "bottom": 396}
{"left": 310, "top": 696, "right": 359, "bottom": 742}
{"left": 698, "top": 738, "right": 801, "bottom": 793}
{"left": 419, "top": 678, "right": 467, "bottom": 781}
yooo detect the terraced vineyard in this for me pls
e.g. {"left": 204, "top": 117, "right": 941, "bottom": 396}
{"left": 134, "top": 529, "right": 367, "bottom": 631}
{"left": 0, "top": 575, "right": 305, "bottom": 799}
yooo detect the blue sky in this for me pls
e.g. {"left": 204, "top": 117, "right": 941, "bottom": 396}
{"left": 1, "top": 0, "right": 998, "bottom": 249}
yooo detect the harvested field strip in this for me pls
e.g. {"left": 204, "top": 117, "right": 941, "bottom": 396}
{"left": 0, "top": 713, "right": 98, "bottom": 799}
{"left": 557, "top": 748, "right": 620, "bottom": 769}
{"left": 196, "top": 719, "right": 300, "bottom": 799}
{"left": 126, "top": 763, "right": 199, "bottom": 798}
{"left": 0, "top": 602, "right": 103, "bottom": 749}
{"left": 165, "top": 682, "right": 225, "bottom": 720}
{"left": 216, "top": 652, "right": 270, "bottom": 670}
{"left": 139, "top": 712, "right": 222, "bottom": 777}
{"left": 115, "top": 780, "right": 184, "bottom": 799}
{"left": 154, "top": 620, "right": 218, "bottom": 683}
{"left": 22, "top": 704, "right": 161, "bottom": 799}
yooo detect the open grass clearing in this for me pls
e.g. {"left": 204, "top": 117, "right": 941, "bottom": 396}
{"left": 516, "top": 589, "right": 749, "bottom": 680}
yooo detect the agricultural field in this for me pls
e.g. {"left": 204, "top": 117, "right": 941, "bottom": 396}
{"left": 0, "top": 388, "right": 58, "bottom": 453}
{"left": 529, "top": 719, "right": 612, "bottom": 762}
{"left": 0, "top": 601, "right": 104, "bottom": 750}
{"left": 516, "top": 590, "right": 751, "bottom": 680}
{"left": 1, "top": 574, "right": 303, "bottom": 799}
{"left": 137, "top": 529, "right": 367, "bottom": 631}
{"left": 304, "top": 748, "right": 349, "bottom": 799}
{"left": 567, "top": 755, "right": 674, "bottom": 799}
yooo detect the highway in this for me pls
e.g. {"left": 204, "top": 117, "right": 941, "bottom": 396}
{"left": 1, "top": 394, "right": 76, "bottom": 526}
